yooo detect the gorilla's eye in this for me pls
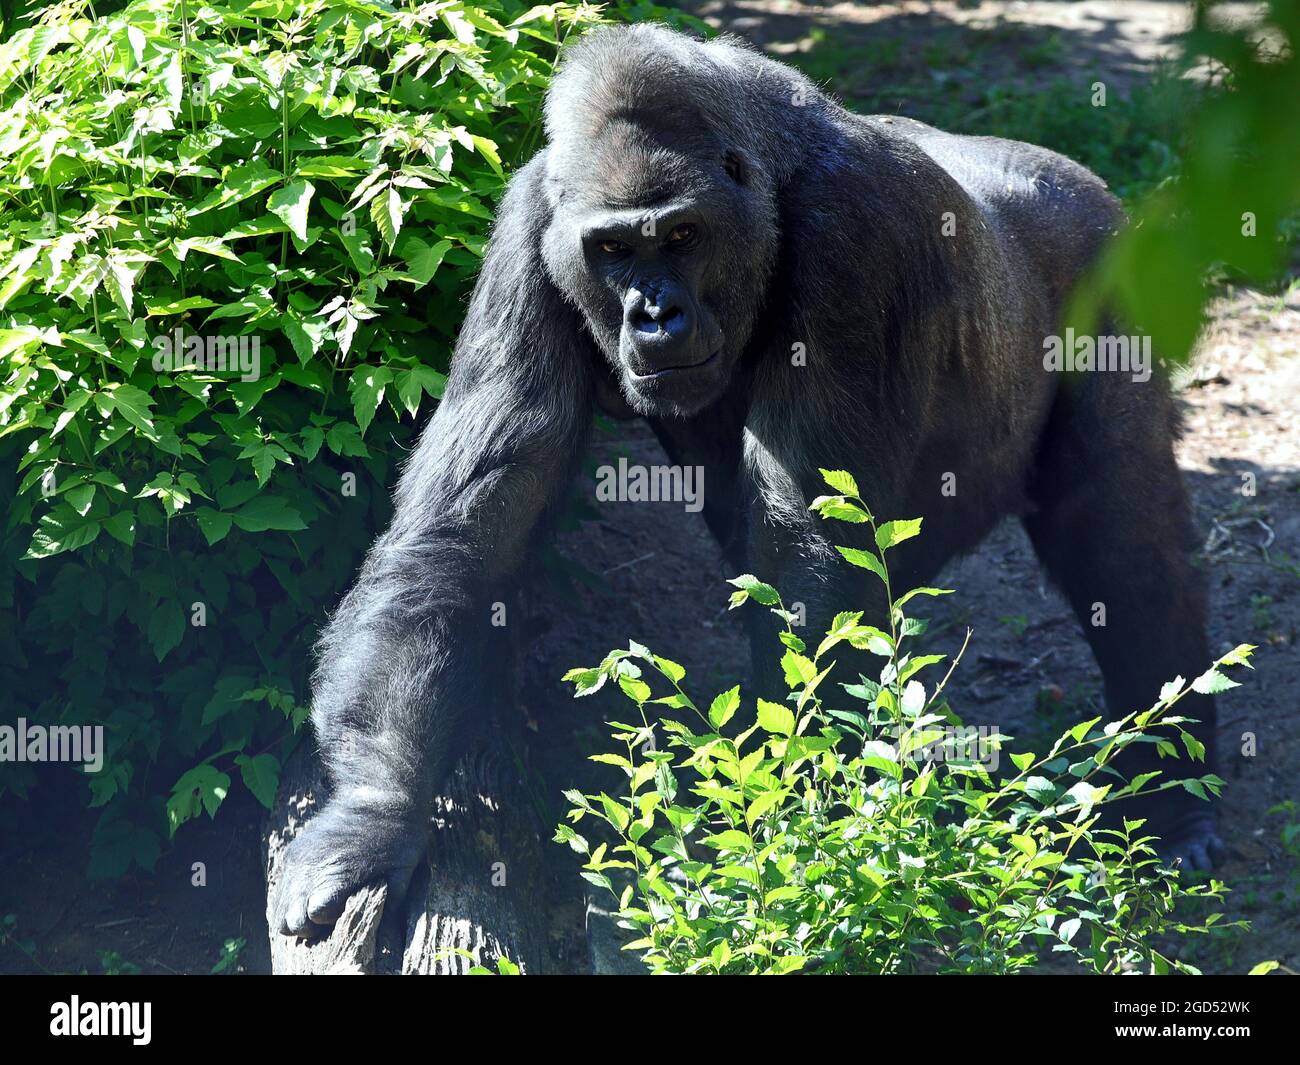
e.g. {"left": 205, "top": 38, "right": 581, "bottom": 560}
{"left": 599, "top": 239, "right": 629, "bottom": 255}
{"left": 667, "top": 224, "right": 697, "bottom": 245}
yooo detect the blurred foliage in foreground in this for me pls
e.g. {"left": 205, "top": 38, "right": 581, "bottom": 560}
{"left": 1075, "top": 0, "right": 1300, "bottom": 357}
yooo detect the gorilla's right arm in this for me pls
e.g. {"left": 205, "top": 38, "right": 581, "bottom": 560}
{"left": 271, "top": 153, "right": 595, "bottom": 937}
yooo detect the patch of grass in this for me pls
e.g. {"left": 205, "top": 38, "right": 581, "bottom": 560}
{"left": 949, "top": 68, "right": 1193, "bottom": 201}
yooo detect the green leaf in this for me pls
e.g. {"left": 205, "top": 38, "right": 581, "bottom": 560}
{"left": 88, "top": 816, "right": 160, "bottom": 880}
{"left": 350, "top": 365, "right": 393, "bottom": 435}
{"left": 231, "top": 495, "right": 306, "bottom": 532}
{"left": 1191, "top": 669, "right": 1240, "bottom": 695}
{"left": 267, "top": 179, "right": 316, "bottom": 242}
{"left": 757, "top": 698, "right": 795, "bottom": 736}
{"left": 709, "top": 685, "right": 740, "bottom": 730}
{"left": 281, "top": 311, "right": 328, "bottom": 365}
{"left": 835, "top": 546, "right": 887, "bottom": 582}
{"left": 701, "top": 829, "right": 751, "bottom": 851}
{"left": 819, "top": 468, "right": 860, "bottom": 497}
{"left": 564, "top": 667, "right": 606, "bottom": 698}
{"left": 103, "top": 254, "right": 140, "bottom": 315}
{"left": 894, "top": 586, "right": 954, "bottom": 609}
{"left": 727, "top": 573, "right": 779, "bottom": 605}
{"left": 167, "top": 764, "right": 231, "bottom": 832}
{"left": 190, "top": 160, "right": 281, "bottom": 216}
{"left": 174, "top": 237, "right": 242, "bottom": 263}
{"left": 236, "top": 753, "right": 280, "bottom": 810}
{"left": 108, "top": 384, "right": 156, "bottom": 435}
{"left": 371, "top": 185, "right": 404, "bottom": 247}
{"left": 810, "top": 495, "right": 870, "bottom": 523}
{"left": 24, "top": 507, "right": 101, "bottom": 559}
{"left": 1068, "top": 717, "right": 1102, "bottom": 744}
{"left": 781, "top": 649, "right": 817, "bottom": 687}
{"left": 618, "top": 675, "right": 651, "bottom": 703}
{"left": 747, "top": 790, "right": 785, "bottom": 824}
{"left": 395, "top": 365, "right": 447, "bottom": 416}
{"left": 398, "top": 236, "right": 452, "bottom": 287}
{"left": 65, "top": 483, "right": 95, "bottom": 516}
{"left": 875, "top": 518, "right": 923, "bottom": 551}
{"left": 103, "top": 511, "right": 136, "bottom": 546}
{"left": 147, "top": 600, "right": 186, "bottom": 662}
{"left": 654, "top": 656, "right": 685, "bottom": 682}
{"left": 242, "top": 441, "right": 291, "bottom": 487}
{"left": 294, "top": 155, "right": 367, "bottom": 179}
{"left": 339, "top": 226, "right": 376, "bottom": 274}
{"left": 195, "top": 508, "right": 234, "bottom": 546}
{"left": 471, "top": 134, "right": 503, "bottom": 175}
{"left": 146, "top": 296, "right": 221, "bottom": 316}
{"left": 1218, "top": 644, "right": 1256, "bottom": 668}
{"left": 325, "top": 421, "right": 369, "bottom": 458}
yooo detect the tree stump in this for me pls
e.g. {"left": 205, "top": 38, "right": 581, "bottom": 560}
{"left": 264, "top": 740, "right": 557, "bottom": 974}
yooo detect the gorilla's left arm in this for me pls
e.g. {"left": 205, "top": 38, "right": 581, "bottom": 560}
{"left": 271, "top": 153, "right": 596, "bottom": 936}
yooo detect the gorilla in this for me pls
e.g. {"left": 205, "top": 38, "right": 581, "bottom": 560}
{"left": 271, "top": 24, "right": 1223, "bottom": 938}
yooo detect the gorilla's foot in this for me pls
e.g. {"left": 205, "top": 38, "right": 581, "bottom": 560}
{"left": 1157, "top": 809, "right": 1228, "bottom": 873}
{"left": 271, "top": 795, "right": 425, "bottom": 938}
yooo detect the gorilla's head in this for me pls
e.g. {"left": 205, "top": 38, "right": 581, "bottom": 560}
{"left": 538, "top": 26, "right": 806, "bottom": 418}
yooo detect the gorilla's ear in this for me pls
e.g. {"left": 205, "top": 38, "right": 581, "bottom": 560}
{"left": 722, "top": 149, "right": 747, "bottom": 186}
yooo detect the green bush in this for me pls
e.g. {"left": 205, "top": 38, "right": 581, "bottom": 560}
{"left": 0, "top": 0, "right": 620, "bottom": 876}
{"left": 558, "top": 470, "right": 1249, "bottom": 974}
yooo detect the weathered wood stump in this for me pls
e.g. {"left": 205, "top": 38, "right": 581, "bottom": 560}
{"left": 264, "top": 739, "right": 556, "bottom": 974}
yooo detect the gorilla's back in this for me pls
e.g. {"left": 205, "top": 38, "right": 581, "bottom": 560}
{"left": 868, "top": 115, "right": 1124, "bottom": 307}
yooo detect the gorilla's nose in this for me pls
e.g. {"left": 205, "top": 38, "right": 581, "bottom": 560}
{"left": 624, "top": 287, "right": 699, "bottom": 372}
{"left": 629, "top": 297, "right": 690, "bottom": 339}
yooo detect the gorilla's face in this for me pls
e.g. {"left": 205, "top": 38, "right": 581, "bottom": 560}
{"left": 543, "top": 122, "right": 774, "bottom": 418}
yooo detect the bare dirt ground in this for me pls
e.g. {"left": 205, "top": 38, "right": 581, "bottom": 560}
{"left": 1, "top": 1, "right": 1294, "bottom": 976}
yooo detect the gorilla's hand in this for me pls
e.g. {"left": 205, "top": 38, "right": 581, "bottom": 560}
{"left": 271, "top": 796, "right": 426, "bottom": 938}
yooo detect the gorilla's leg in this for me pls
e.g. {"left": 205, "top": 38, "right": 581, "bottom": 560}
{"left": 1022, "top": 377, "right": 1225, "bottom": 870}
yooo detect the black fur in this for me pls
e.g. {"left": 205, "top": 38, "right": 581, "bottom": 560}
{"left": 271, "top": 25, "right": 1222, "bottom": 938}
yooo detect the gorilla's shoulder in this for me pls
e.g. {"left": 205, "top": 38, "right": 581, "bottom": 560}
{"left": 876, "top": 116, "right": 1123, "bottom": 228}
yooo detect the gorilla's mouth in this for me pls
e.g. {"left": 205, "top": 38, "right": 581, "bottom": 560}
{"left": 628, "top": 349, "right": 720, "bottom": 381}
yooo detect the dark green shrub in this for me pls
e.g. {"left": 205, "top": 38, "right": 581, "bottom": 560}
{"left": 0, "top": 0, "right": 622, "bottom": 876}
